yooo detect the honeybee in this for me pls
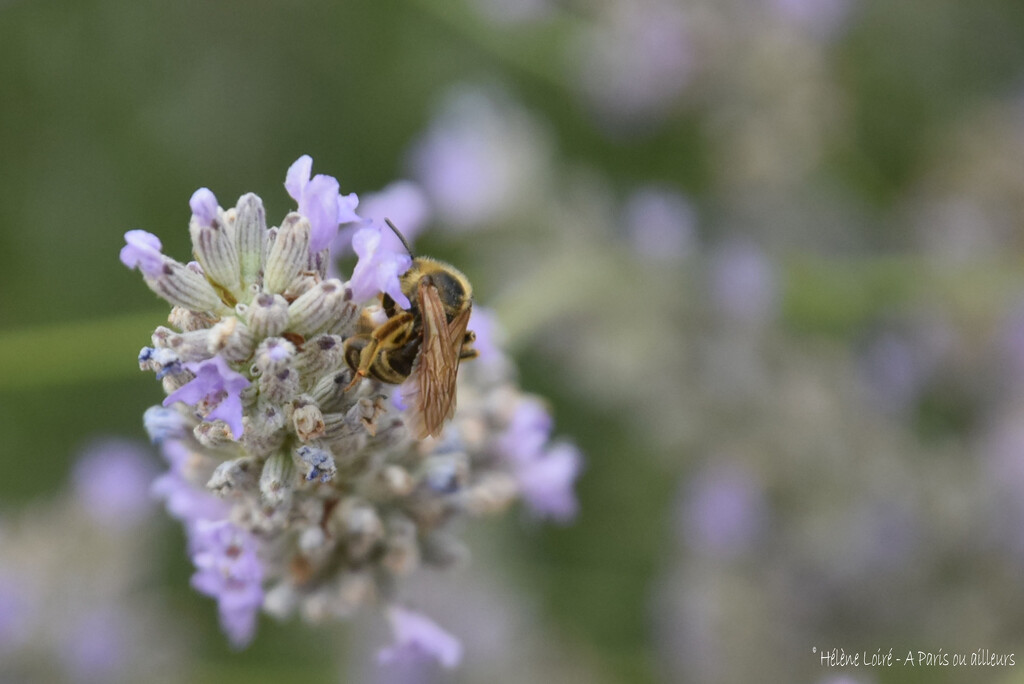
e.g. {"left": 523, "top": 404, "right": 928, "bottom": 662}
{"left": 343, "top": 220, "right": 477, "bottom": 439}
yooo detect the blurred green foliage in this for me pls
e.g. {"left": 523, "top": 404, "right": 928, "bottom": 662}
{"left": 5, "top": 0, "right": 1024, "bottom": 682}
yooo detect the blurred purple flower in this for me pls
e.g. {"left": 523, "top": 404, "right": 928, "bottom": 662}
{"left": 59, "top": 609, "right": 131, "bottom": 682}
{"left": 769, "top": 0, "right": 854, "bottom": 38}
{"left": 190, "top": 519, "right": 264, "bottom": 648}
{"left": 150, "top": 439, "right": 260, "bottom": 649}
{"left": 622, "top": 186, "right": 697, "bottom": 261}
{"left": 189, "top": 187, "right": 219, "bottom": 228}
{"left": 497, "top": 399, "right": 582, "bottom": 521}
{"left": 119, "top": 230, "right": 165, "bottom": 278}
{"left": 514, "top": 443, "right": 583, "bottom": 522}
{"left": 467, "top": 306, "right": 504, "bottom": 366}
{"left": 497, "top": 398, "right": 553, "bottom": 463}
{"left": 408, "top": 88, "right": 549, "bottom": 228}
{"left": 999, "top": 297, "right": 1024, "bottom": 386}
{"left": 981, "top": 415, "right": 1024, "bottom": 559}
{"left": 72, "top": 439, "right": 157, "bottom": 527}
{"left": 285, "top": 154, "right": 360, "bottom": 253}
{"left": 680, "top": 462, "right": 766, "bottom": 558}
{"left": 163, "top": 356, "right": 250, "bottom": 439}
{"left": 570, "top": 0, "right": 692, "bottom": 127}
{"left": 348, "top": 223, "right": 413, "bottom": 308}
{"left": 859, "top": 333, "right": 927, "bottom": 413}
{"left": 378, "top": 607, "right": 463, "bottom": 669}
{"left": 0, "top": 573, "right": 33, "bottom": 655}
{"left": 708, "top": 240, "right": 777, "bottom": 323}
{"left": 330, "top": 181, "right": 429, "bottom": 272}
{"left": 151, "top": 441, "right": 230, "bottom": 527}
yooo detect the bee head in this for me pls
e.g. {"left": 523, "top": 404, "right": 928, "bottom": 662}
{"left": 407, "top": 257, "right": 472, "bottom": 319}
{"left": 384, "top": 219, "right": 473, "bottom": 319}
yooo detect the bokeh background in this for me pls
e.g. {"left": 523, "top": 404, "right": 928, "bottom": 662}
{"left": 4, "top": 0, "right": 1024, "bottom": 682}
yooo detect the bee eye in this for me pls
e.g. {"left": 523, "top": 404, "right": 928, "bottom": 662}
{"left": 430, "top": 272, "right": 465, "bottom": 309}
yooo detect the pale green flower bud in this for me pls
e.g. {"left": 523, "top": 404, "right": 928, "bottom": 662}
{"left": 245, "top": 293, "right": 290, "bottom": 339}
{"left": 260, "top": 451, "right": 296, "bottom": 507}
{"left": 287, "top": 279, "right": 354, "bottom": 338}
{"left": 190, "top": 215, "right": 241, "bottom": 302}
{"left": 234, "top": 193, "right": 267, "bottom": 292}
{"left": 263, "top": 214, "right": 310, "bottom": 294}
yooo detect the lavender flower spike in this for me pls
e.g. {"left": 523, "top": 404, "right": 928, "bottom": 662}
{"left": 378, "top": 607, "right": 463, "bottom": 669}
{"left": 285, "top": 154, "right": 360, "bottom": 253}
{"left": 127, "top": 158, "right": 582, "bottom": 656}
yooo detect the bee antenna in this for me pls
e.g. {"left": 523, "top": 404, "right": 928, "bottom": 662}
{"left": 384, "top": 218, "right": 415, "bottom": 258}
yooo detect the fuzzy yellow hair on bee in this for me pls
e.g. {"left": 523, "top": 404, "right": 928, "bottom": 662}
{"left": 343, "top": 220, "right": 476, "bottom": 438}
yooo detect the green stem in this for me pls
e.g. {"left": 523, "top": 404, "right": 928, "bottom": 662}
{"left": 1, "top": 256, "right": 1021, "bottom": 391}
{"left": 404, "top": 0, "right": 577, "bottom": 92}
{"left": 0, "top": 311, "right": 165, "bottom": 391}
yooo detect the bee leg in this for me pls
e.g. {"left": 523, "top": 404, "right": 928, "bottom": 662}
{"left": 344, "top": 312, "right": 415, "bottom": 391}
{"left": 457, "top": 330, "right": 478, "bottom": 362}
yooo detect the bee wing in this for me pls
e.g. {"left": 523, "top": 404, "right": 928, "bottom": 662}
{"left": 407, "top": 279, "right": 470, "bottom": 439}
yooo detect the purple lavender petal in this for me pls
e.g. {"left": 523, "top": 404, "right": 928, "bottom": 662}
{"left": 348, "top": 224, "right": 413, "bottom": 308}
{"left": 163, "top": 357, "right": 250, "bottom": 439}
{"left": 337, "top": 189, "right": 361, "bottom": 225}
{"left": 189, "top": 187, "right": 219, "bottom": 228}
{"left": 358, "top": 181, "right": 431, "bottom": 251}
{"left": 151, "top": 469, "right": 230, "bottom": 526}
{"left": 119, "top": 230, "right": 165, "bottom": 278}
{"left": 206, "top": 391, "right": 245, "bottom": 442}
{"left": 151, "top": 440, "right": 231, "bottom": 528}
{"left": 162, "top": 374, "right": 209, "bottom": 408}
{"left": 189, "top": 519, "right": 264, "bottom": 648}
{"left": 284, "top": 155, "right": 360, "bottom": 253}
{"left": 72, "top": 439, "right": 158, "bottom": 527}
{"left": 378, "top": 607, "right": 463, "bottom": 669}
{"left": 285, "top": 155, "right": 313, "bottom": 200}
{"left": 514, "top": 443, "right": 583, "bottom": 522}
{"left": 304, "top": 174, "right": 343, "bottom": 253}
{"left": 497, "top": 398, "right": 553, "bottom": 464}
